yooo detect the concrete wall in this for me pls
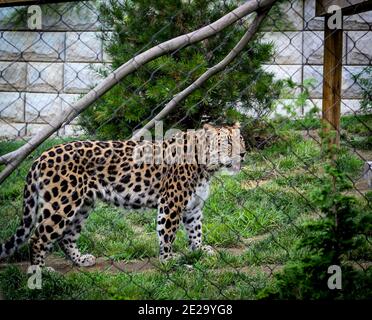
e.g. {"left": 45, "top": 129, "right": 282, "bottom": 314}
{"left": 260, "top": 0, "right": 371, "bottom": 118}
{"left": 0, "top": 1, "right": 108, "bottom": 138}
{"left": 0, "top": 0, "right": 371, "bottom": 138}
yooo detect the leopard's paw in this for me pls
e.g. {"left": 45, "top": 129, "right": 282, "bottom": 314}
{"left": 201, "top": 245, "right": 215, "bottom": 255}
{"left": 160, "top": 252, "right": 180, "bottom": 262}
{"left": 78, "top": 254, "right": 96, "bottom": 267}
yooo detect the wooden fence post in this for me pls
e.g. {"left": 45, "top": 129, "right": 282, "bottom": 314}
{"left": 322, "top": 15, "right": 343, "bottom": 151}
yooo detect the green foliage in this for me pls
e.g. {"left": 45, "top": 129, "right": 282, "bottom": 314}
{"left": 0, "top": 266, "right": 93, "bottom": 300}
{"left": 341, "top": 114, "right": 372, "bottom": 135}
{"left": 341, "top": 114, "right": 372, "bottom": 150}
{"left": 0, "top": 264, "right": 271, "bottom": 300}
{"left": 0, "top": 137, "right": 77, "bottom": 202}
{"left": 356, "top": 67, "right": 372, "bottom": 113}
{"left": 79, "top": 0, "right": 283, "bottom": 139}
{"left": 259, "top": 163, "right": 372, "bottom": 299}
{"left": 272, "top": 78, "right": 319, "bottom": 119}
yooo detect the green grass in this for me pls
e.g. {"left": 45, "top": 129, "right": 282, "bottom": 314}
{"left": 0, "top": 137, "right": 78, "bottom": 201}
{"left": 276, "top": 114, "right": 372, "bottom": 133}
{"left": 0, "top": 125, "right": 367, "bottom": 300}
{"left": 81, "top": 205, "right": 158, "bottom": 260}
{"left": 0, "top": 264, "right": 272, "bottom": 300}
{"left": 275, "top": 114, "right": 372, "bottom": 150}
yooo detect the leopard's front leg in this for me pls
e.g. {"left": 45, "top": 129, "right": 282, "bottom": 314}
{"left": 183, "top": 207, "right": 203, "bottom": 251}
{"left": 183, "top": 207, "right": 214, "bottom": 255}
{"left": 157, "top": 195, "right": 182, "bottom": 261}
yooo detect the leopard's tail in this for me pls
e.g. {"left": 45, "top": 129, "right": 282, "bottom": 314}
{"left": 0, "top": 174, "right": 38, "bottom": 260}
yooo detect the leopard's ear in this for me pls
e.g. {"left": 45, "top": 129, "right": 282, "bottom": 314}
{"left": 232, "top": 122, "right": 241, "bottom": 129}
{"left": 203, "top": 123, "right": 214, "bottom": 130}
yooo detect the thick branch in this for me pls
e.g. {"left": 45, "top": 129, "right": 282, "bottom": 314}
{"left": 133, "top": 10, "right": 269, "bottom": 139}
{"left": 0, "top": 0, "right": 276, "bottom": 184}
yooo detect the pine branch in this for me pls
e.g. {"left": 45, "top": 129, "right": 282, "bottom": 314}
{"left": 132, "top": 10, "right": 270, "bottom": 139}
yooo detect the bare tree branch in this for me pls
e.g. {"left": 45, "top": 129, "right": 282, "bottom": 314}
{"left": 132, "top": 10, "right": 270, "bottom": 139}
{"left": 0, "top": 0, "right": 277, "bottom": 184}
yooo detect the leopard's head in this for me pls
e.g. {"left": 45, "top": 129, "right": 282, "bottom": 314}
{"left": 201, "top": 122, "right": 246, "bottom": 174}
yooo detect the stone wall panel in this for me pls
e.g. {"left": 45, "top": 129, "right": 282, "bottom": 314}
{"left": 0, "top": 92, "right": 24, "bottom": 122}
{"left": 346, "top": 31, "right": 372, "bottom": 65}
{"left": 25, "top": 92, "right": 62, "bottom": 123}
{"left": 63, "top": 62, "right": 103, "bottom": 93}
{"left": 66, "top": 32, "right": 102, "bottom": 62}
{"left": 0, "top": 62, "right": 27, "bottom": 91}
{"left": 27, "top": 62, "right": 63, "bottom": 92}
{"left": 0, "top": 32, "right": 65, "bottom": 61}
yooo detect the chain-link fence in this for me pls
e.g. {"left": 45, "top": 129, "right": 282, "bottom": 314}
{"left": 0, "top": 0, "right": 371, "bottom": 300}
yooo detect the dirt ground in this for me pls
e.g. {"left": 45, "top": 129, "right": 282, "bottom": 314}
{"left": 0, "top": 249, "right": 282, "bottom": 276}
{"left": 0, "top": 232, "right": 279, "bottom": 276}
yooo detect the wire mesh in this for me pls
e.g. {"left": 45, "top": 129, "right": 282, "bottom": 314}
{"left": 0, "top": 0, "right": 371, "bottom": 300}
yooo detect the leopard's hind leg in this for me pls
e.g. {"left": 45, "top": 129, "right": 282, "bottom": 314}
{"left": 29, "top": 209, "right": 68, "bottom": 267}
{"left": 30, "top": 185, "right": 95, "bottom": 268}
{"left": 58, "top": 198, "right": 96, "bottom": 267}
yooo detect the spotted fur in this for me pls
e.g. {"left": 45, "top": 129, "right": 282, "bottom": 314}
{"left": 0, "top": 123, "right": 245, "bottom": 267}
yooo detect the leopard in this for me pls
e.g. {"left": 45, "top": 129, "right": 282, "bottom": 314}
{"left": 0, "top": 123, "right": 246, "bottom": 268}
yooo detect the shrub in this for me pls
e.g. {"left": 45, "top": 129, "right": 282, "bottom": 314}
{"left": 357, "top": 67, "right": 372, "bottom": 113}
{"left": 258, "top": 162, "right": 372, "bottom": 299}
{"left": 79, "top": 0, "right": 283, "bottom": 139}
